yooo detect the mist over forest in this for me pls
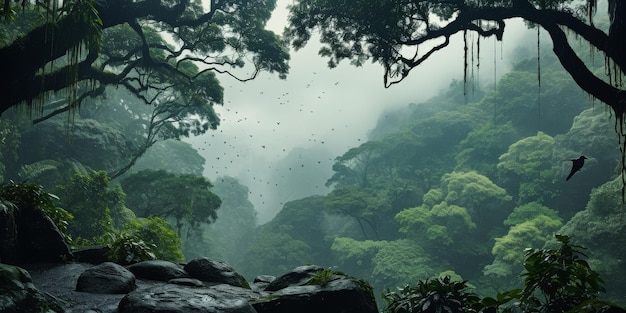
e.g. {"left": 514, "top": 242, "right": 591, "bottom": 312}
{"left": 2, "top": 0, "right": 626, "bottom": 312}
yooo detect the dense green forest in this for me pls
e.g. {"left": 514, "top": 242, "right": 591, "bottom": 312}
{"left": 225, "top": 46, "right": 626, "bottom": 305}
{"left": 2, "top": 0, "right": 626, "bottom": 312}
{"left": 2, "top": 36, "right": 625, "bottom": 309}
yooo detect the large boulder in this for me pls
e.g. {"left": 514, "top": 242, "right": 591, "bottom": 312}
{"left": 184, "top": 258, "right": 249, "bottom": 288}
{"left": 0, "top": 263, "right": 61, "bottom": 313}
{"left": 118, "top": 284, "right": 261, "bottom": 313}
{"left": 76, "top": 262, "right": 136, "bottom": 294}
{"left": 127, "top": 260, "right": 187, "bottom": 281}
{"left": 0, "top": 202, "right": 72, "bottom": 264}
{"left": 264, "top": 265, "right": 322, "bottom": 291}
{"left": 252, "top": 267, "right": 378, "bottom": 313}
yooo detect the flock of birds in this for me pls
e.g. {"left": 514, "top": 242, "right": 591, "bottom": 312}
{"left": 187, "top": 69, "right": 383, "bottom": 222}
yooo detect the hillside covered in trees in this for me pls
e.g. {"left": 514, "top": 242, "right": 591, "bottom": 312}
{"left": 2, "top": 0, "right": 626, "bottom": 312}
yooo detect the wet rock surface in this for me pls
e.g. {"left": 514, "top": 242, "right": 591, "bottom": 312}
{"left": 127, "top": 259, "right": 187, "bottom": 281}
{"left": 76, "top": 262, "right": 136, "bottom": 294}
{"left": 119, "top": 284, "right": 263, "bottom": 313}
{"left": 184, "top": 257, "right": 250, "bottom": 288}
{"left": 13, "top": 260, "right": 378, "bottom": 313}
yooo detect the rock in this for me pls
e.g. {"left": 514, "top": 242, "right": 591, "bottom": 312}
{"left": 22, "top": 261, "right": 379, "bottom": 313}
{"left": 264, "top": 265, "right": 323, "bottom": 291}
{"left": 0, "top": 263, "right": 61, "bottom": 313}
{"left": 118, "top": 284, "right": 261, "bottom": 313}
{"left": 251, "top": 271, "right": 378, "bottom": 313}
{"left": 76, "top": 262, "right": 136, "bottom": 294}
{"left": 251, "top": 275, "right": 275, "bottom": 291}
{"left": 169, "top": 277, "right": 205, "bottom": 287}
{"left": 26, "top": 262, "right": 127, "bottom": 313}
{"left": 0, "top": 202, "right": 72, "bottom": 264}
{"left": 127, "top": 260, "right": 187, "bottom": 281}
{"left": 184, "top": 257, "right": 250, "bottom": 289}
{"left": 72, "top": 245, "right": 111, "bottom": 264}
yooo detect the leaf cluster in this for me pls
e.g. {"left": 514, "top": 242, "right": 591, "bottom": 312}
{"left": 104, "top": 231, "right": 157, "bottom": 265}
{"left": 382, "top": 276, "right": 481, "bottom": 313}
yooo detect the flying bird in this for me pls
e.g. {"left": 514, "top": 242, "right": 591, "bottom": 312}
{"left": 566, "top": 156, "right": 587, "bottom": 181}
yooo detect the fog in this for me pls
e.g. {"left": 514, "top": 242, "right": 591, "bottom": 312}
{"left": 186, "top": 0, "right": 538, "bottom": 223}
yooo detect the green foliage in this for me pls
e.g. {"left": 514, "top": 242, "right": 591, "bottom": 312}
{"left": 239, "top": 229, "right": 313, "bottom": 278}
{"left": 56, "top": 171, "right": 124, "bottom": 240}
{"left": 455, "top": 122, "right": 520, "bottom": 177}
{"left": 557, "top": 177, "right": 626, "bottom": 304}
{"left": 325, "top": 185, "right": 390, "bottom": 239}
{"left": 503, "top": 202, "right": 561, "bottom": 226}
{"left": 121, "top": 169, "right": 221, "bottom": 236}
{"left": 520, "top": 235, "right": 604, "bottom": 313}
{"left": 123, "top": 217, "right": 184, "bottom": 263}
{"left": 131, "top": 140, "right": 206, "bottom": 176}
{"left": 0, "top": 181, "right": 73, "bottom": 242}
{"left": 382, "top": 276, "right": 481, "bottom": 313}
{"left": 200, "top": 176, "right": 257, "bottom": 263}
{"left": 372, "top": 239, "right": 441, "bottom": 290}
{"left": 306, "top": 267, "right": 341, "bottom": 287}
{"left": 104, "top": 231, "right": 156, "bottom": 265}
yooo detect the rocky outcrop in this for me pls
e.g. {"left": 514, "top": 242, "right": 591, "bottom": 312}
{"left": 5, "top": 259, "right": 378, "bottom": 313}
{"left": 127, "top": 260, "right": 187, "bottom": 281}
{"left": 0, "top": 263, "right": 62, "bottom": 313}
{"left": 76, "top": 262, "right": 136, "bottom": 294}
{"left": 252, "top": 266, "right": 378, "bottom": 313}
{"left": 184, "top": 257, "right": 250, "bottom": 288}
{"left": 0, "top": 203, "right": 72, "bottom": 265}
{"left": 118, "top": 284, "right": 262, "bottom": 313}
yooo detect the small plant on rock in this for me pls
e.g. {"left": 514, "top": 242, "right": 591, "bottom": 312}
{"left": 105, "top": 232, "right": 156, "bottom": 265}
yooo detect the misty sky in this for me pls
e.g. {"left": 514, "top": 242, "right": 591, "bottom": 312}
{"left": 186, "top": 0, "right": 540, "bottom": 223}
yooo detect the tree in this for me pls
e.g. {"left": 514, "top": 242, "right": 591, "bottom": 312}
{"left": 395, "top": 171, "right": 513, "bottom": 277}
{"left": 0, "top": 0, "right": 289, "bottom": 116}
{"left": 286, "top": 0, "right": 623, "bottom": 117}
{"left": 120, "top": 169, "right": 221, "bottom": 237}
{"left": 56, "top": 170, "right": 127, "bottom": 240}
{"left": 497, "top": 131, "right": 556, "bottom": 203}
{"left": 204, "top": 176, "right": 257, "bottom": 265}
{"left": 324, "top": 185, "right": 391, "bottom": 240}
{"left": 558, "top": 177, "right": 626, "bottom": 304}
{"left": 285, "top": 0, "right": 626, "bottom": 187}
{"left": 484, "top": 202, "right": 562, "bottom": 288}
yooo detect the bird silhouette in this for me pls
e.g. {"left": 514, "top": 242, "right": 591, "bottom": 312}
{"left": 566, "top": 156, "right": 587, "bottom": 181}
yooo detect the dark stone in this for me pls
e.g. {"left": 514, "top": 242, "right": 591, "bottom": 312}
{"left": 25, "top": 262, "right": 127, "bottom": 313}
{"left": 76, "top": 262, "right": 136, "bottom": 294}
{"left": 168, "top": 277, "right": 205, "bottom": 287}
{"left": 251, "top": 275, "right": 275, "bottom": 291}
{"left": 118, "top": 284, "right": 260, "bottom": 313}
{"left": 0, "top": 202, "right": 73, "bottom": 264}
{"left": 72, "top": 245, "right": 111, "bottom": 264}
{"left": 184, "top": 257, "right": 250, "bottom": 289}
{"left": 252, "top": 276, "right": 378, "bottom": 313}
{"left": 254, "top": 275, "right": 276, "bottom": 284}
{"left": 0, "top": 263, "right": 61, "bottom": 313}
{"left": 22, "top": 261, "right": 379, "bottom": 313}
{"left": 127, "top": 260, "right": 187, "bottom": 281}
{"left": 264, "top": 265, "right": 323, "bottom": 291}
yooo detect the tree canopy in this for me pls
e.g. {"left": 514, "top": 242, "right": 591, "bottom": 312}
{"left": 0, "top": 0, "right": 290, "bottom": 117}
{"left": 285, "top": 0, "right": 623, "bottom": 115}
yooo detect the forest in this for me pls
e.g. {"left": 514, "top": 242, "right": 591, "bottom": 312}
{"left": 1, "top": 0, "right": 626, "bottom": 312}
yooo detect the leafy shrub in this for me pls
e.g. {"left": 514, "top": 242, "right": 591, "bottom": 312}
{"left": 124, "top": 217, "right": 184, "bottom": 263}
{"left": 382, "top": 276, "right": 481, "bottom": 313}
{"left": 306, "top": 267, "right": 340, "bottom": 287}
{"left": 518, "top": 234, "right": 605, "bottom": 313}
{"left": 0, "top": 181, "right": 73, "bottom": 243}
{"left": 105, "top": 231, "right": 156, "bottom": 265}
